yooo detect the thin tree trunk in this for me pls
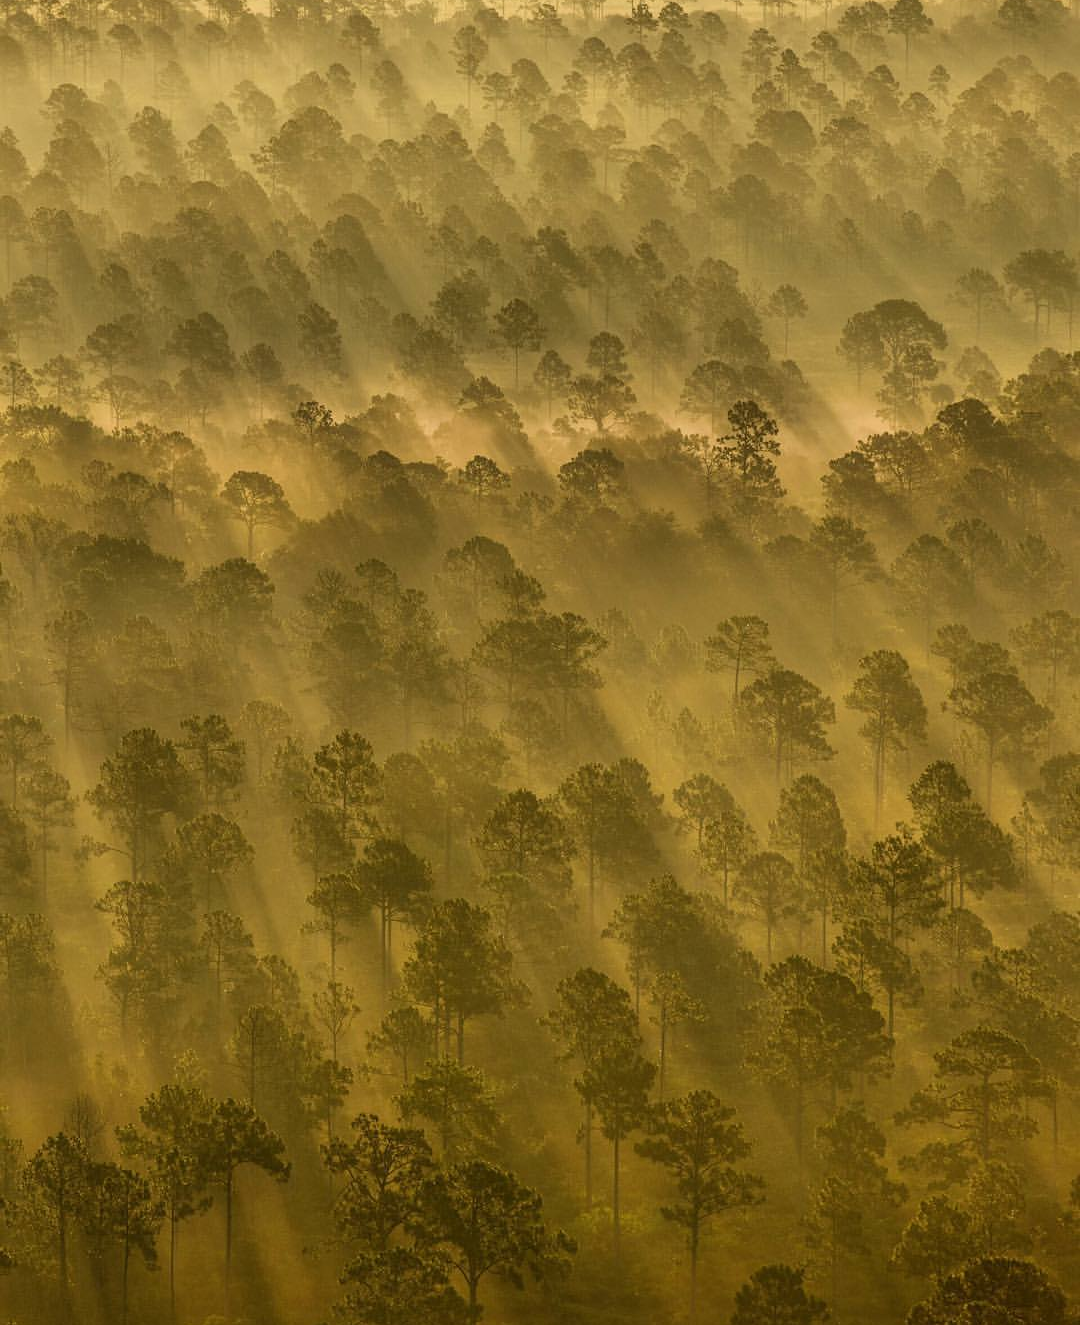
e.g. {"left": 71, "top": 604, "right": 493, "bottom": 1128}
{"left": 585, "top": 1100, "right": 593, "bottom": 1205}
{"left": 169, "top": 1210, "right": 177, "bottom": 1323}
{"left": 612, "top": 1132, "right": 621, "bottom": 1255}
{"left": 658, "top": 1002, "right": 667, "bottom": 1102}
{"left": 224, "top": 1169, "right": 233, "bottom": 1316}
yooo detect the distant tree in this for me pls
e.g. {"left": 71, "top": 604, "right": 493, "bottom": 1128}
{"left": 767, "top": 285, "right": 808, "bottom": 355}
{"left": 397, "top": 1059, "right": 498, "bottom": 1159}
{"left": 355, "top": 837, "right": 434, "bottom": 999}
{"left": 718, "top": 399, "right": 784, "bottom": 522}
{"left": 324, "top": 1111, "right": 431, "bottom": 1256}
{"left": 7, "top": 275, "right": 58, "bottom": 350}
{"left": 19, "top": 766, "right": 74, "bottom": 902}
{"left": 945, "top": 671, "right": 1051, "bottom": 809}
{"left": 603, "top": 873, "right": 708, "bottom": 1019}
{"left": 543, "top": 968, "right": 639, "bottom": 1205}
{"left": 673, "top": 774, "right": 735, "bottom": 856}
{"left": 559, "top": 762, "right": 656, "bottom": 930}
{"left": 193, "top": 560, "right": 274, "bottom": 647}
{"left": 772, "top": 775, "right": 846, "bottom": 961}
{"left": 401, "top": 899, "right": 526, "bottom": 1062}
{"left": 305, "top": 871, "right": 365, "bottom": 983}
{"left": 367, "top": 1006, "right": 436, "bottom": 1085}
{"left": 2, "top": 510, "right": 67, "bottom": 605}
{"left": 840, "top": 300, "right": 946, "bottom": 422}
{"left": 558, "top": 447, "right": 625, "bottom": 506}
{"left": 681, "top": 360, "right": 740, "bottom": 437}
{"left": 0, "top": 805, "right": 31, "bottom": 902}
{"left": 567, "top": 373, "right": 636, "bottom": 432}
{"left": 1004, "top": 250, "right": 1078, "bottom": 339}
{"left": 637, "top": 1091, "right": 763, "bottom": 1316}
{"left": 434, "top": 272, "right": 491, "bottom": 350}
{"left": 35, "top": 355, "right": 84, "bottom": 411}
{"left": 809, "top": 516, "right": 881, "bottom": 644}
{"left": 702, "top": 804, "right": 758, "bottom": 908}
{"left": 41, "top": 612, "right": 96, "bottom": 750}
{"left": 928, "top": 63, "right": 950, "bottom": 99}
{"left": 298, "top": 302, "right": 344, "bottom": 381}
{"left": 905, "top": 1257, "right": 1067, "bottom": 1325}
{"left": 221, "top": 471, "right": 292, "bottom": 559}
{"left": 644, "top": 971, "right": 705, "bottom": 1102}
{"left": 342, "top": 10, "right": 380, "bottom": 72}
{"left": 574, "top": 36, "right": 616, "bottom": 102}
{"left": 460, "top": 455, "right": 509, "bottom": 505}
{"left": 118, "top": 1080, "right": 214, "bottom": 1318}
{"left": 740, "top": 669, "right": 836, "bottom": 782}
{"left": 534, "top": 349, "right": 572, "bottom": 418}
{"left": 476, "top": 789, "right": 574, "bottom": 948}
{"left": 24, "top": 1133, "right": 90, "bottom": 1308}
{"left": 0, "top": 714, "right": 51, "bottom": 809}
{"left": 201, "top": 910, "right": 256, "bottom": 1021}
{"left": 889, "top": 0, "right": 932, "bottom": 73}
{"left": 850, "top": 825, "right": 941, "bottom": 944}
{"left": 165, "top": 813, "right": 251, "bottom": 914}
{"left": 910, "top": 761, "right": 1017, "bottom": 910}
{"left": 87, "top": 729, "right": 193, "bottom": 879}
{"left": 202, "top": 1097, "right": 288, "bottom": 1312}
{"left": 371, "top": 59, "right": 407, "bottom": 132}
{"left": 583, "top": 1032, "right": 656, "bottom": 1249}
{"left": 891, "top": 1194, "right": 977, "bottom": 1281}
{"left": 736, "top": 851, "right": 799, "bottom": 963}
{"left": 845, "top": 652, "right": 927, "bottom": 822}
{"left": 898, "top": 1025, "right": 1047, "bottom": 1165}
{"left": 494, "top": 300, "right": 543, "bottom": 386}
{"left": 178, "top": 715, "right": 245, "bottom": 812}
{"left": 1010, "top": 611, "right": 1080, "bottom": 704}
{"left": 129, "top": 105, "right": 183, "bottom": 178}
{"left": 164, "top": 313, "right": 235, "bottom": 387}
{"left": 804, "top": 1105, "right": 906, "bottom": 1301}
{"left": 237, "top": 701, "right": 291, "bottom": 787}
{"left": 954, "top": 269, "right": 1005, "bottom": 340}
{"left": 530, "top": 2, "right": 569, "bottom": 54}
{"left": 748, "top": 957, "right": 892, "bottom": 1162}
{"left": 312, "top": 731, "right": 379, "bottom": 847}
{"left": 240, "top": 345, "right": 283, "bottom": 418}
{"left": 452, "top": 25, "right": 488, "bottom": 109}
{"left": 892, "top": 536, "right": 970, "bottom": 654}
{"left": 416, "top": 1159, "right": 573, "bottom": 1316}
{"left": 332, "top": 1245, "right": 468, "bottom": 1325}
{"left": 80, "top": 1159, "right": 162, "bottom": 1323}
{"left": 705, "top": 616, "right": 774, "bottom": 709}
{"left": 731, "top": 1264, "right": 829, "bottom": 1325}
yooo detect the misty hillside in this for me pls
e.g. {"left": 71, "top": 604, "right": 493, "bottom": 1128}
{"left": 1, "top": 0, "right": 1080, "bottom": 1322}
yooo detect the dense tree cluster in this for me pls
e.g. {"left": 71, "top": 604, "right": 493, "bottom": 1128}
{"left": 2, "top": 0, "right": 1080, "bottom": 1321}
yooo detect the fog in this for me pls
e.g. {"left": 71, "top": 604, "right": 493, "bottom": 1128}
{"left": 0, "top": 0, "right": 1079, "bottom": 1322}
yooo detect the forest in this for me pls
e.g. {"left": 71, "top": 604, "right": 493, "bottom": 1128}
{"left": 3, "top": 0, "right": 1080, "bottom": 1319}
